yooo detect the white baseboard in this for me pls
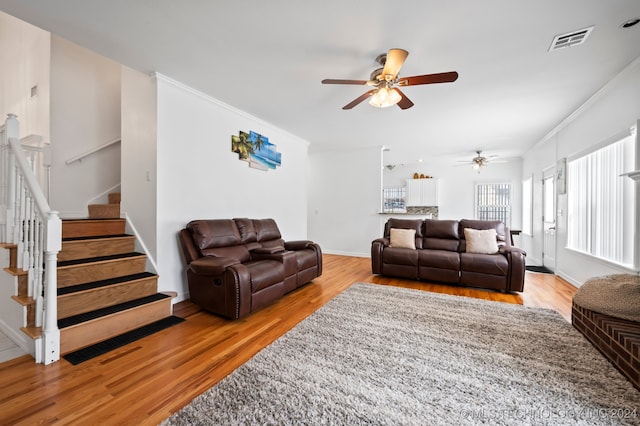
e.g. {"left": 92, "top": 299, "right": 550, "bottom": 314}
{"left": 0, "top": 318, "right": 34, "bottom": 358}
{"left": 323, "top": 250, "right": 370, "bottom": 258}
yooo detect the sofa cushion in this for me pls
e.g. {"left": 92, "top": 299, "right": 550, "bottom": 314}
{"left": 459, "top": 219, "right": 507, "bottom": 252}
{"left": 390, "top": 228, "right": 416, "bottom": 249}
{"left": 382, "top": 247, "right": 419, "bottom": 266}
{"left": 234, "top": 218, "right": 258, "bottom": 243}
{"left": 423, "top": 219, "right": 459, "bottom": 239}
{"left": 188, "top": 219, "right": 242, "bottom": 249}
{"left": 464, "top": 228, "right": 499, "bottom": 254}
{"left": 254, "top": 219, "right": 282, "bottom": 242}
{"left": 384, "top": 219, "right": 423, "bottom": 238}
{"left": 246, "top": 260, "right": 285, "bottom": 293}
{"left": 201, "top": 244, "right": 251, "bottom": 263}
{"left": 418, "top": 249, "right": 460, "bottom": 270}
{"left": 460, "top": 252, "right": 509, "bottom": 275}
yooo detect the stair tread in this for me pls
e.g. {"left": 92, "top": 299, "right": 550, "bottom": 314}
{"left": 58, "top": 272, "right": 157, "bottom": 296}
{"left": 58, "top": 293, "right": 170, "bottom": 328}
{"left": 62, "top": 234, "right": 132, "bottom": 242}
{"left": 57, "top": 252, "right": 145, "bottom": 267}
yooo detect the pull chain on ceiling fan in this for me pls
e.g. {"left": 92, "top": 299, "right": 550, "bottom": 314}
{"left": 321, "top": 48, "right": 458, "bottom": 110}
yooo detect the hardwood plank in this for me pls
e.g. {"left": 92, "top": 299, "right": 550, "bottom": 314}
{"left": 57, "top": 275, "right": 158, "bottom": 319}
{"left": 61, "top": 219, "right": 126, "bottom": 239}
{"left": 59, "top": 236, "right": 136, "bottom": 262}
{"left": 0, "top": 254, "right": 577, "bottom": 424}
{"left": 57, "top": 256, "right": 147, "bottom": 288}
{"left": 60, "top": 296, "right": 174, "bottom": 354}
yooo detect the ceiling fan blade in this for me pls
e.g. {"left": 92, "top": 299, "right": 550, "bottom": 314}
{"left": 381, "top": 48, "right": 408, "bottom": 80}
{"left": 393, "top": 88, "right": 414, "bottom": 110}
{"left": 400, "top": 71, "right": 459, "bottom": 86}
{"left": 321, "top": 79, "right": 369, "bottom": 85}
{"left": 342, "top": 90, "right": 376, "bottom": 110}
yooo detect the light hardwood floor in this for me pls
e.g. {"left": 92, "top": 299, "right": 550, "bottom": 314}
{"left": 0, "top": 254, "right": 577, "bottom": 425}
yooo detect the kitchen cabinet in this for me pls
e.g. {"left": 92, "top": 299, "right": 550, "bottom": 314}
{"left": 405, "top": 179, "right": 438, "bottom": 206}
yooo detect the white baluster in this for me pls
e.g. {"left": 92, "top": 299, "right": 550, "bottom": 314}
{"left": 34, "top": 216, "right": 44, "bottom": 327}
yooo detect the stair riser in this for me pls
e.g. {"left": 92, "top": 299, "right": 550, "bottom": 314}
{"left": 88, "top": 204, "right": 120, "bottom": 220}
{"left": 57, "top": 257, "right": 147, "bottom": 288}
{"left": 58, "top": 277, "right": 158, "bottom": 319}
{"left": 60, "top": 297, "right": 173, "bottom": 354}
{"left": 62, "top": 220, "right": 126, "bottom": 239}
{"left": 59, "top": 237, "right": 136, "bottom": 262}
{"left": 0, "top": 243, "right": 17, "bottom": 269}
{"left": 108, "top": 192, "right": 121, "bottom": 204}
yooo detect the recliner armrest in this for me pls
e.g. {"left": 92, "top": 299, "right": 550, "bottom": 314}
{"left": 189, "top": 256, "right": 240, "bottom": 276}
{"left": 284, "top": 240, "right": 315, "bottom": 251}
{"left": 499, "top": 246, "right": 526, "bottom": 256}
{"left": 251, "top": 246, "right": 285, "bottom": 254}
{"left": 373, "top": 237, "right": 390, "bottom": 247}
{"left": 499, "top": 245, "right": 526, "bottom": 292}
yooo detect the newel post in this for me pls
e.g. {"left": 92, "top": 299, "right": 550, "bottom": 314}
{"left": 42, "top": 210, "right": 62, "bottom": 364}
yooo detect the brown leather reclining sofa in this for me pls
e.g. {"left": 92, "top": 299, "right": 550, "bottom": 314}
{"left": 179, "top": 218, "right": 322, "bottom": 319}
{"left": 371, "top": 218, "right": 526, "bottom": 292}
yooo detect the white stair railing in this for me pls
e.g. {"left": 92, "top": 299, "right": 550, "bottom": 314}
{"left": 0, "top": 114, "right": 61, "bottom": 365}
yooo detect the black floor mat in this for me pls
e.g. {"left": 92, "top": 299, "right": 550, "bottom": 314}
{"left": 63, "top": 316, "right": 185, "bottom": 365}
{"left": 526, "top": 265, "right": 554, "bottom": 274}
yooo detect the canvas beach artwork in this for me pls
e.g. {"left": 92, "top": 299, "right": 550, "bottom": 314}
{"left": 231, "top": 130, "right": 282, "bottom": 171}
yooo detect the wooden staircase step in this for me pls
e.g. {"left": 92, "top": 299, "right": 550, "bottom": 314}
{"left": 11, "top": 295, "right": 36, "bottom": 328}
{"left": 59, "top": 293, "right": 174, "bottom": 354}
{"left": 57, "top": 252, "right": 147, "bottom": 288}
{"left": 62, "top": 219, "right": 126, "bottom": 239}
{"left": 59, "top": 234, "right": 135, "bottom": 262}
{"left": 58, "top": 272, "right": 158, "bottom": 319}
{"left": 88, "top": 203, "right": 120, "bottom": 219}
{"left": 0, "top": 243, "right": 18, "bottom": 268}
{"left": 108, "top": 192, "right": 121, "bottom": 204}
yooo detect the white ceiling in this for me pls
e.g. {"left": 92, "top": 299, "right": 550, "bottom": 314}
{"left": 1, "top": 0, "right": 640, "bottom": 165}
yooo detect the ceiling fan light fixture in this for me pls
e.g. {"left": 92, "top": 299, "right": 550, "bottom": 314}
{"left": 369, "top": 87, "right": 401, "bottom": 108}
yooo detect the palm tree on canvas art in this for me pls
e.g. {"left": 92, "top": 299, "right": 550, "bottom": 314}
{"left": 232, "top": 131, "right": 254, "bottom": 160}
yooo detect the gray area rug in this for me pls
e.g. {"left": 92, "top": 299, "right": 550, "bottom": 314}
{"left": 163, "top": 283, "right": 640, "bottom": 425}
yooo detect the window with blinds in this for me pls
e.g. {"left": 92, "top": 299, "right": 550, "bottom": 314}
{"left": 382, "top": 186, "right": 406, "bottom": 213}
{"left": 475, "top": 182, "right": 511, "bottom": 227}
{"left": 567, "top": 133, "right": 635, "bottom": 267}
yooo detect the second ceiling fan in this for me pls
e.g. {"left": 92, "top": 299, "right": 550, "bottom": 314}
{"left": 322, "top": 48, "right": 458, "bottom": 110}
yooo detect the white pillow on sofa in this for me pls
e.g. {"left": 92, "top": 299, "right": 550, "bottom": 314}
{"left": 464, "top": 228, "right": 499, "bottom": 254}
{"left": 390, "top": 228, "right": 416, "bottom": 250}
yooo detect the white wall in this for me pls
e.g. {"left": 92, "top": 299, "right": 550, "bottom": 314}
{"left": 50, "top": 35, "right": 121, "bottom": 216}
{"left": 154, "top": 75, "right": 310, "bottom": 301}
{"left": 522, "top": 58, "right": 640, "bottom": 286}
{"left": 383, "top": 159, "right": 523, "bottom": 226}
{"left": 309, "top": 151, "right": 523, "bottom": 257}
{"left": 121, "top": 67, "right": 158, "bottom": 263}
{"left": 308, "top": 146, "right": 384, "bottom": 257}
{"left": 0, "top": 11, "right": 50, "bottom": 141}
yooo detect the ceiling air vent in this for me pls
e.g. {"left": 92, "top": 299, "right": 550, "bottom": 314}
{"left": 548, "top": 26, "right": 594, "bottom": 51}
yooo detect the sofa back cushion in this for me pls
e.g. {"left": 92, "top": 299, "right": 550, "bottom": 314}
{"left": 234, "top": 218, "right": 258, "bottom": 243}
{"left": 187, "top": 219, "right": 250, "bottom": 262}
{"left": 254, "top": 219, "right": 282, "bottom": 241}
{"left": 422, "top": 219, "right": 460, "bottom": 251}
{"left": 384, "top": 219, "right": 424, "bottom": 249}
{"left": 458, "top": 219, "right": 507, "bottom": 252}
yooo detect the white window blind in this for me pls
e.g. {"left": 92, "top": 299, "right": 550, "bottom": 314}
{"left": 522, "top": 176, "right": 532, "bottom": 235}
{"left": 475, "top": 182, "right": 511, "bottom": 227}
{"left": 566, "top": 134, "right": 635, "bottom": 267}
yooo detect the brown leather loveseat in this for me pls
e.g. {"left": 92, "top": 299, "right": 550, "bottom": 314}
{"left": 179, "top": 218, "right": 322, "bottom": 319}
{"left": 371, "top": 218, "right": 526, "bottom": 292}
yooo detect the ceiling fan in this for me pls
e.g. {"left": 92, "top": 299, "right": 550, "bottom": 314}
{"left": 321, "top": 48, "right": 458, "bottom": 110}
{"left": 459, "top": 151, "right": 504, "bottom": 172}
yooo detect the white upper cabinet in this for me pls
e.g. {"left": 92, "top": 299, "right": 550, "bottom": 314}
{"left": 405, "top": 179, "right": 438, "bottom": 206}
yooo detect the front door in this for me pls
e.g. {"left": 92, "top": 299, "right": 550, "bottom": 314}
{"left": 542, "top": 172, "right": 556, "bottom": 271}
